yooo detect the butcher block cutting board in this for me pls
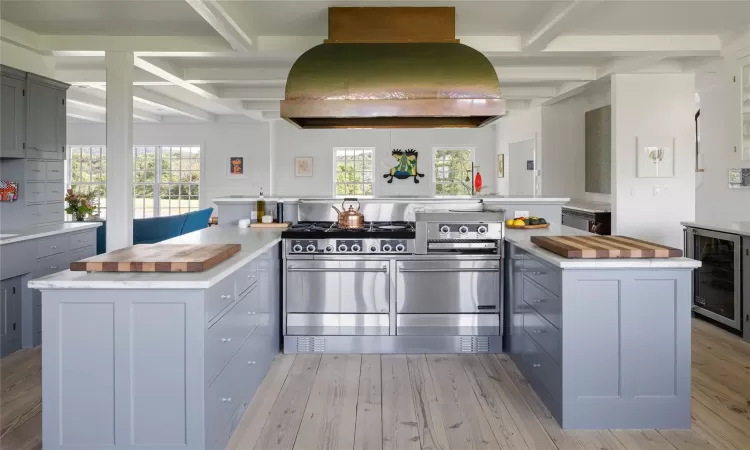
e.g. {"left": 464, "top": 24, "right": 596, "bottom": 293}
{"left": 529, "top": 235, "right": 682, "bottom": 259}
{"left": 70, "top": 244, "right": 241, "bottom": 272}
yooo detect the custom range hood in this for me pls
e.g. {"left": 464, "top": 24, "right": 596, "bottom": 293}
{"left": 280, "top": 7, "right": 505, "bottom": 129}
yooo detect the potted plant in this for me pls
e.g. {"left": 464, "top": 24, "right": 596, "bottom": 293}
{"left": 65, "top": 188, "right": 96, "bottom": 221}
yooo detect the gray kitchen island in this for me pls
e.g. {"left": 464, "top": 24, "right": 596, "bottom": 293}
{"left": 29, "top": 226, "right": 282, "bottom": 450}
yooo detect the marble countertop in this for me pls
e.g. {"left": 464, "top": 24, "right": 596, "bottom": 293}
{"left": 563, "top": 200, "right": 611, "bottom": 213}
{"left": 212, "top": 196, "right": 570, "bottom": 204}
{"left": 28, "top": 226, "right": 282, "bottom": 290}
{"left": 505, "top": 224, "right": 700, "bottom": 269}
{"left": 681, "top": 221, "right": 750, "bottom": 237}
{"left": 0, "top": 222, "right": 102, "bottom": 245}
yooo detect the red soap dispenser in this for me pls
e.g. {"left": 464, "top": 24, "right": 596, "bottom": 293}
{"left": 474, "top": 170, "right": 483, "bottom": 194}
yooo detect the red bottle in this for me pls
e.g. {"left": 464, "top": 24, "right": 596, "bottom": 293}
{"left": 474, "top": 171, "right": 482, "bottom": 193}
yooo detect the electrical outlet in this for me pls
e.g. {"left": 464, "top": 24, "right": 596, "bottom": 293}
{"left": 653, "top": 186, "right": 671, "bottom": 196}
{"left": 515, "top": 210, "right": 529, "bottom": 218}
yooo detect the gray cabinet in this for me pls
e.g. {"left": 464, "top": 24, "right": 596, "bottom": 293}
{"left": 744, "top": 237, "right": 750, "bottom": 343}
{"left": 1, "top": 68, "right": 27, "bottom": 159}
{"left": 0, "top": 276, "right": 23, "bottom": 357}
{"left": 25, "top": 74, "right": 67, "bottom": 160}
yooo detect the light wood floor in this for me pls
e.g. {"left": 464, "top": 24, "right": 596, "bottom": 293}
{"left": 2, "top": 319, "right": 750, "bottom": 450}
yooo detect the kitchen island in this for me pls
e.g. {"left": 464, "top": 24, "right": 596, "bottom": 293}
{"left": 29, "top": 226, "right": 282, "bottom": 450}
{"left": 505, "top": 224, "right": 700, "bottom": 429}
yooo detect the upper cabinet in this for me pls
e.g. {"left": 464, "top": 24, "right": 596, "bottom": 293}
{"left": 742, "top": 60, "right": 750, "bottom": 160}
{"left": 0, "top": 67, "right": 27, "bottom": 159}
{"left": 0, "top": 66, "right": 69, "bottom": 160}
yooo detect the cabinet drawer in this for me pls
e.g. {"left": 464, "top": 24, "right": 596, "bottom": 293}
{"left": 523, "top": 330, "right": 562, "bottom": 403}
{"left": 205, "top": 358, "right": 242, "bottom": 450}
{"left": 36, "top": 234, "right": 69, "bottom": 258}
{"left": 46, "top": 161, "right": 64, "bottom": 181}
{"left": 523, "top": 256, "right": 561, "bottom": 296}
{"left": 523, "top": 306, "right": 561, "bottom": 363}
{"left": 235, "top": 261, "right": 258, "bottom": 297}
{"left": 36, "top": 252, "right": 70, "bottom": 275}
{"left": 68, "top": 246, "right": 95, "bottom": 264}
{"left": 26, "top": 160, "right": 46, "bottom": 181}
{"left": 45, "top": 182, "right": 64, "bottom": 202}
{"left": 205, "top": 287, "right": 258, "bottom": 386}
{"left": 26, "top": 182, "right": 46, "bottom": 204}
{"left": 523, "top": 277, "right": 561, "bottom": 329}
{"left": 206, "top": 276, "right": 236, "bottom": 324}
{"left": 32, "top": 203, "right": 63, "bottom": 225}
{"left": 69, "top": 230, "right": 95, "bottom": 250}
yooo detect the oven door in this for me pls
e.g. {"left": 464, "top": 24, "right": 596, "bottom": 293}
{"left": 395, "top": 260, "right": 500, "bottom": 313}
{"left": 286, "top": 260, "right": 389, "bottom": 314}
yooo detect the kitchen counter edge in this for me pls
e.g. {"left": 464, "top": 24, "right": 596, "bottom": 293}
{"left": 1, "top": 222, "right": 102, "bottom": 245}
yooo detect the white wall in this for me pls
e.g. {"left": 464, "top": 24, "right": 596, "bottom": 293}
{"left": 494, "top": 107, "right": 542, "bottom": 195}
{"left": 541, "top": 85, "right": 612, "bottom": 202}
{"left": 611, "top": 73, "right": 696, "bottom": 249}
{"left": 695, "top": 61, "right": 750, "bottom": 223}
{"left": 271, "top": 120, "right": 497, "bottom": 197}
{"left": 67, "top": 121, "right": 270, "bottom": 215}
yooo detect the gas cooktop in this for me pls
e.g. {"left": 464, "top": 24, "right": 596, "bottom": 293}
{"left": 281, "top": 221, "right": 415, "bottom": 239}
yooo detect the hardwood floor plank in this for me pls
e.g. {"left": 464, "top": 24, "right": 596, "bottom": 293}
{"left": 692, "top": 320, "right": 750, "bottom": 360}
{"left": 294, "top": 355, "right": 361, "bottom": 450}
{"left": 354, "top": 355, "right": 383, "bottom": 450}
{"left": 611, "top": 430, "right": 678, "bottom": 450}
{"left": 381, "top": 355, "right": 420, "bottom": 450}
{"left": 253, "top": 354, "right": 322, "bottom": 450}
{"left": 425, "top": 354, "right": 501, "bottom": 450}
{"left": 691, "top": 371, "right": 750, "bottom": 436}
{"left": 227, "top": 354, "right": 296, "bottom": 450}
{"left": 657, "top": 429, "right": 716, "bottom": 450}
{"left": 405, "top": 354, "right": 450, "bottom": 450}
{"left": 460, "top": 354, "right": 530, "bottom": 450}
{"left": 0, "top": 411, "right": 41, "bottom": 450}
{"left": 691, "top": 395, "right": 750, "bottom": 450}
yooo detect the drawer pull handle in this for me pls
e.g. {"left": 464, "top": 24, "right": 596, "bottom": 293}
{"left": 50, "top": 245, "right": 57, "bottom": 249}
{"left": 220, "top": 294, "right": 231, "bottom": 299}
{"left": 247, "top": 311, "right": 256, "bottom": 315}
{"left": 533, "top": 329, "right": 546, "bottom": 334}
{"left": 532, "top": 299, "right": 546, "bottom": 304}
{"left": 532, "top": 363, "right": 541, "bottom": 368}
{"left": 221, "top": 397, "right": 232, "bottom": 403}
{"left": 50, "top": 265, "right": 58, "bottom": 269}
{"left": 220, "top": 337, "right": 232, "bottom": 343}
{"left": 248, "top": 360, "right": 256, "bottom": 365}
{"left": 32, "top": 169, "right": 41, "bottom": 172}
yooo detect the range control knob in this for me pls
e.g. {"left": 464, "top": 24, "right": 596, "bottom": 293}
{"left": 323, "top": 244, "right": 334, "bottom": 253}
{"left": 338, "top": 244, "right": 348, "bottom": 252}
{"left": 369, "top": 244, "right": 379, "bottom": 252}
{"left": 458, "top": 225, "right": 469, "bottom": 234}
{"left": 292, "top": 244, "right": 303, "bottom": 252}
{"left": 306, "top": 244, "right": 316, "bottom": 253}
{"left": 440, "top": 225, "right": 451, "bottom": 234}
{"left": 351, "top": 244, "right": 361, "bottom": 252}
{"left": 477, "top": 225, "right": 488, "bottom": 235}
{"left": 395, "top": 243, "right": 406, "bottom": 253}
{"left": 382, "top": 244, "right": 393, "bottom": 252}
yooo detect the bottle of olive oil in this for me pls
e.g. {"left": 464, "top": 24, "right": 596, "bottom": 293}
{"left": 256, "top": 188, "right": 266, "bottom": 223}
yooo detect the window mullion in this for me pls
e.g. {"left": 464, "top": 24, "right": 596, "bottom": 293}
{"left": 154, "top": 146, "right": 161, "bottom": 216}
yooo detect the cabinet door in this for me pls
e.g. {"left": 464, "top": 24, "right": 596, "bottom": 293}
{"left": 0, "top": 75, "right": 26, "bottom": 158}
{"left": 0, "top": 278, "right": 22, "bottom": 357}
{"left": 26, "top": 80, "right": 66, "bottom": 159}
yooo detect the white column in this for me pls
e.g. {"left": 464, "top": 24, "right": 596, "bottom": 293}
{"left": 105, "top": 52, "right": 134, "bottom": 251}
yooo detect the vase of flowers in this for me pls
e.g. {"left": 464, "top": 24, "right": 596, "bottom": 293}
{"left": 65, "top": 189, "right": 96, "bottom": 221}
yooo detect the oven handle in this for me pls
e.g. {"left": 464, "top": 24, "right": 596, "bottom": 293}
{"left": 398, "top": 267, "right": 499, "bottom": 273}
{"left": 287, "top": 266, "right": 388, "bottom": 273}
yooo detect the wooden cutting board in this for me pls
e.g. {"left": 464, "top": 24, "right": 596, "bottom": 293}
{"left": 249, "top": 222, "right": 290, "bottom": 229}
{"left": 70, "top": 244, "right": 241, "bottom": 272}
{"left": 529, "top": 235, "right": 682, "bottom": 259}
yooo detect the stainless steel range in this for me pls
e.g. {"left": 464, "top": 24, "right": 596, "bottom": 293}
{"left": 281, "top": 204, "right": 505, "bottom": 354}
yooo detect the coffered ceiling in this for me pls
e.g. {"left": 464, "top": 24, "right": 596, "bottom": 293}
{"left": 1, "top": 0, "right": 747, "bottom": 123}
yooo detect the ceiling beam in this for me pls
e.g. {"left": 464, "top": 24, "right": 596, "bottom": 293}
{"left": 243, "top": 100, "right": 282, "bottom": 111}
{"left": 184, "top": 67, "right": 289, "bottom": 84}
{"left": 596, "top": 56, "right": 666, "bottom": 78}
{"left": 185, "top": 0, "right": 255, "bottom": 52}
{"left": 501, "top": 86, "right": 558, "bottom": 99}
{"left": 219, "top": 87, "right": 285, "bottom": 100}
{"left": 67, "top": 88, "right": 162, "bottom": 122}
{"left": 545, "top": 35, "right": 721, "bottom": 53}
{"left": 38, "top": 35, "right": 232, "bottom": 53}
{"left": 495, "top": 66, "right": 597, "bottom": 83}
{"left": 67, "top": 104, "right": 105, "bottom": 122}
{"left": 522, "top": 1, "right": 591, "bottom": 53}
{"left": 56, "top": 68, "right": 171, "bottom": 86}
{"left": 132, "top": 87, "right": 217, "bottom": 122}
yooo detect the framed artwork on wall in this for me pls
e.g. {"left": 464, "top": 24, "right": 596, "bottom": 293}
{"left": 228, "top": 157, "right": 246, "bottom": 178}
{"left": 637, "top": 136, "right": 675, "bottom": 178}
{"left": 497, "top": 154, "right": 504, "bottom": 178}
{"left": 295, "top": 157, "right": 313, "bottom": 177}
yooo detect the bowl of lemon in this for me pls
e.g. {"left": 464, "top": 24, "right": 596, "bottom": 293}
{"left": 505, "top": 216, "right": 549, "bottom": 229}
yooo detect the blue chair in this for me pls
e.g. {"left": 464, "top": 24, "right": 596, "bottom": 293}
{"left": 181, "top": 207, "right": 214, "bottom": 235}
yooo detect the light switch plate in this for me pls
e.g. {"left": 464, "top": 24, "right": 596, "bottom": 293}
{"left": 515, "top": 210, "right": 529, "bottom": 218}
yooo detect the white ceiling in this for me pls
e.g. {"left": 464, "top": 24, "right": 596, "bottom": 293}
{"left": 1, "top": 0, "right": 745, "bottom": 124}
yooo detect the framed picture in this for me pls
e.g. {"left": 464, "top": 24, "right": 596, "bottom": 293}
{"left": 497, "top": 154, "right": 504, "bottom": 178}
{"left": 228, "top": 157, "right": 246, "bottom": 177}
{"left": 637, "top": 137, "right": 675, "bottom": 178}
{"left": 295, "top": 157, "right": 313, "bottom": 177}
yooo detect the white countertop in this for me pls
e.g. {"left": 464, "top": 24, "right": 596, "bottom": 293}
{"left": 505, "top": 224, "right": 700, "bottom": 269}
{"left": 479, "top": 195, "right": 570, "bottom": 204}
{"left": 212, "top": 196, "right": 297, "bottom": 203}
{"left": 28, "top": 226, "right": 282, "bottom": 290}
{"left": 563, "top": 200, "right": 611, "bottom": 213}
{"left": 212, "top": 196, "right": 570, "bottom": 204}
{"left": 0, "top": 222, "right": 102, "bottom": 245}
{"left": 681, "top": 221, "right": 750, "bottom": 237}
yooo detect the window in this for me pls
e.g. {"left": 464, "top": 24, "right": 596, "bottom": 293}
{"left": 68, "top": 146, "right": 107, "bottom": 218}
{"left": 433, "top": 147, "right": 474, "bottom": 196}
{"left": 67, "top": 145, "right": 200, "bottom": 219}
{"left": 334, "top": 147, "right": 373, "bottom": 197}
{"left": 134, "top": 146, "right": 201, "bottom": 218}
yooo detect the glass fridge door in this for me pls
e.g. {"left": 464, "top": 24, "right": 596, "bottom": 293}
{"left": 692, "top": 230, "right": 742, "bottom": 330}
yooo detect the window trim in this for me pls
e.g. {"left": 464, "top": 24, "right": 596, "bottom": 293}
{"left": 332, "top": 146, "right": 375, "bottom": 198}
{"left": 66, "top": 146, "right": 107, "bottom": 218}
{"left": 431, "top": 146, "right": 475, "bottom": 198}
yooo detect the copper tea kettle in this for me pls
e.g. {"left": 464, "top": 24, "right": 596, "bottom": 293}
{"left": 332, "top": 198, "right": 365, "bottom": 229}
